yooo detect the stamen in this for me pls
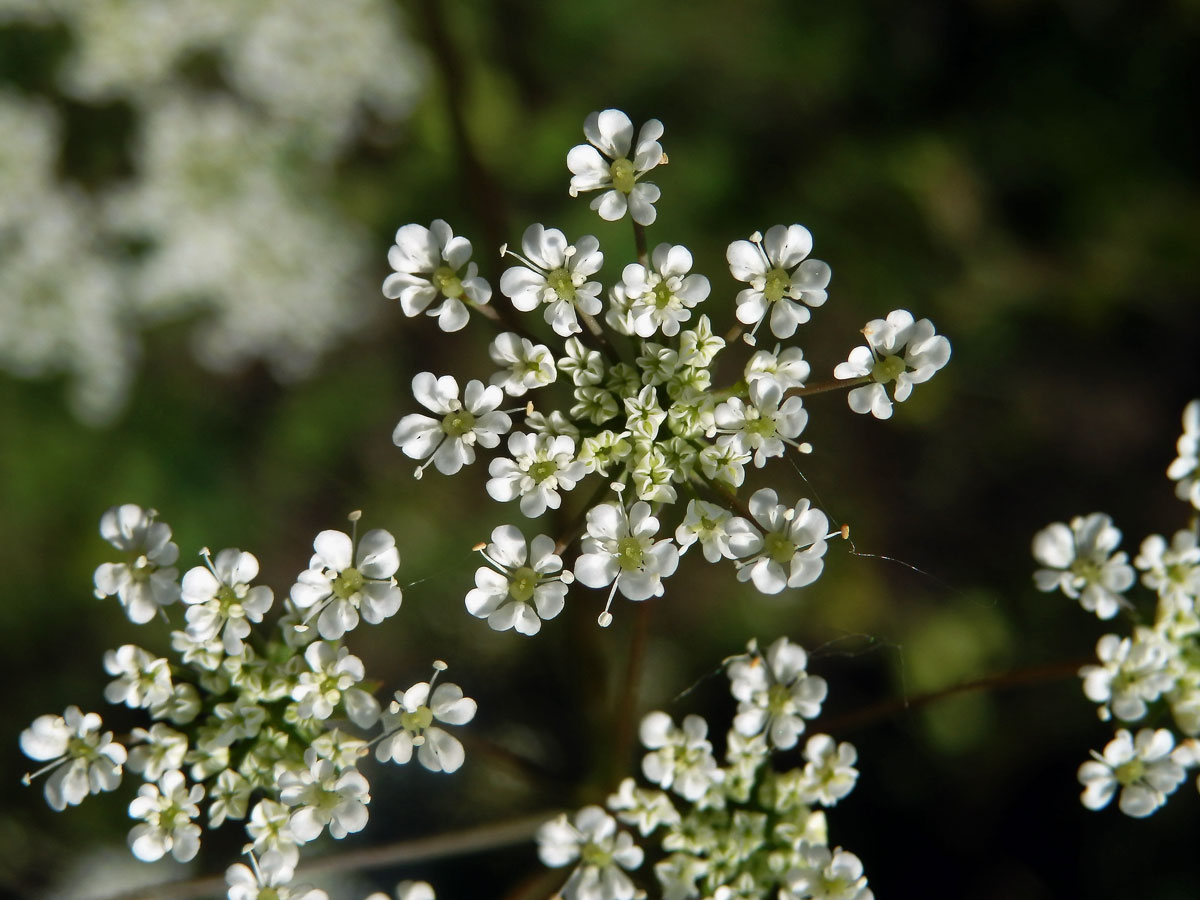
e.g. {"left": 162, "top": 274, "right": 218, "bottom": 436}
{"left": 597, "top": 580, "right": 620, "bottom": 628}
{"left": 560, "top": 570, "right": 575, "bottom": 585}
{"left": 22, "top": 756, "right": 67, "bottom": 784}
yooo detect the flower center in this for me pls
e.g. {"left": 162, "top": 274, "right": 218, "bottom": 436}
{"left": 581, "top": 840, "right": 614, "bottom": 868}
{"left": 509, "top": 566, "right": 539, "bottom": 603}
{"left": 217, "top": 584, "right": 243, "bottom": 617}
{"left": 764, "top": 532, "right": 796, "bottom": 565}
{"left": 433, "top": 265, "right": 464, "bottom": 299}
{"left": 530, "top": 460, "right": 558, "bottom": 483}
{"left": 332, "top": 567, "right": 364, "bottom": 601}
{"left": 401, "top": 705, "right": 434, "bottom": 733}
{"left": 767, "top": 682, "right": 793, "bottom": 715}
{"left": 442, "top": 410, "right": 476, "bottom": 437}
{"left": 617, "top": 536, "right": 644, "bottom": 571}
{"left": 547, "top": 267, "right": 577, "bottom": 301}
{"left": 763, "top": 267, "right": 790, "bottom": 303}
{"left": 746, "top": 415, "right": 777, "bottom": 438}
{"left": 1114, "top": 758, "right": 1146, "bottom": 785}
{"left": 871, "top": 355, "right": 906, "bottom": 384}
{"left": 609, "top": 157, "right": 637, "bottom": 194}
{"left": 652, "top": 280, "right": 674, "bottom": 309}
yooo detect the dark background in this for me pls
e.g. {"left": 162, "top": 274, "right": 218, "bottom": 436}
{"left": 2, "top": 1, "right": 1199, "bottom": 898}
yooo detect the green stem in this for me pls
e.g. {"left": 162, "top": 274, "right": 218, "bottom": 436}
{"left": 632, "top": 220, "right": 649, "bottom": 269}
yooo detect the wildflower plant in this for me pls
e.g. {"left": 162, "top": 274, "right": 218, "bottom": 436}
{"left": 387, "top": 107, "right": 952, "bottom": 632}
{"left": 1033, "top": 400, "right": 1200, "bottom": 818}
{"left": 21, "top": 505, "right": 477, "bottom": 890}
{"left": 537, "top": 637, "right": 873, "bottom": 900}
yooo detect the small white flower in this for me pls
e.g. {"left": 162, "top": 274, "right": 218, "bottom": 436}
{"left": 278, "top": 750, "right": 371, "bottom": 842}
{"left": 638, "top": 712, "right": 724, "bottom": 802}
{"left": 798, "top": 734, "right": 859, "bottom": 807}
{"left": 20, "top": 707, "right": 127, "bottom": 811}
{"left": 208, "top": 769, "right": 252, "bottom": 827}
{"left": 833, "top": 309, "right": 951, "bottom": 419}
{"left": 1078, "top": 728, "right": 1187, "bottom": 817}
{"left": 128, "top": 769, "right": 205, "bottom": 862}
{"left": 226, "top": 848, "right": 329, "bottom": 900}
{"left": 245, "top": 798, "right": 299, "bottom": 858}
{"left": 783, "top": 847, "right": 873, "bottom": 900}
{"left": 488, "top": 332, "right": 557, "bottom": 397}
{"left": 93, "top": 504, "right": 180, "bottom": 624}
{"left": 727, "top": 637, "right": 828, "bottom": 750}
{"left": 1166, "top": 399, "right": 1200, "bottom": 510}
{"left": 383, "top": 219, "right": 492, "bottom": 332}
{"left": 567, "top": 109, "right": 664, "bottom": 226}
{"left": 735, "top": 489, "right": 828, "bottom": 595}
{"left": 574, "top": 501, "right": 680, "bottom": 623}
{"left": 466, "top": 525, "right": 569, "bottom": 635}
{"left": 698, "top": 442, "right": 751, "bottom": 489}
{"left": 1135, "top": 530, "right": 1200, "bottom": 613}
{"left": 394, "top": 372, "right": 512, "bottom": 478}
{"left": 500, "top": 224, "right": 604, "bottom": 337}
{"left": 1080, "top": 630, "right": 1177, "bottom": 722}
{"left": 182, "top": 548, "right": 274, "bottom": 656}
{"left": 621, "top": 243, "right": 710, "bottom": 337}
{"left": 291, "top": 641, "right": 381, "bottom": 728}
{"left": 289, "top": 525, "right": 403, "bottom": 640}
{"left": 487, "top": 432, "right": 589, "bottom": 518}
{"left": 537, "top": 806, "right": 644, "bottom": 900}
{"left": 727, "top": 225, "right": 830, "bottom": 342}
{"left": 128, "top": 724, "right": 188, "bottom": 782}
{"left": 677, "top": 315, "right": 725, "bottom": 369}
{"left": 103, "top": 644, "right": 173, "bottom": 709}
{"left": 606, "top": 777, "right": 680, "bottom": 837}
{"left": 375, "top": 674, "right": 477, "bottom": 774}
{"left": 1032, "top": 513, "right": 1135, "bottom": 619}
{"left": 714, "top": 379, "right": 809, "bottom": 467}
{"left": 745, "top": 344, "right": 811, "bottom": 393}
{"left": 674, "top": 499, "right": 761, "bottom": 563}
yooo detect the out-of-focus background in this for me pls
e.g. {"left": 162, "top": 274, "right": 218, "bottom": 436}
{"left": 1, "top": 1, "right": 1198, "bottom": 898}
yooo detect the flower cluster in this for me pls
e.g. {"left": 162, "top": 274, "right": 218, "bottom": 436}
{"left": 21, "top": 505, "right": 476, "bottom": 898}
{"left": 1033, "top": 401, "right": 1200, "bottom": 817}
{"left": 537, "top": 637, "right": 872, "bottom": 900}
{"left": 0, "top": 0, "right": 422, "bottom": 422}
{"left": 387, "top": 108, "right": 950, "bottom": 630}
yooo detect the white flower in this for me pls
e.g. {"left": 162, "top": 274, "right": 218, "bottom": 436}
{"left": 103, "top": 644, "right": 173, "bottom": 708}
{"left": 638, "top": 712, "right": 724, "bottom": 802}
{"left": 278, "top": 750, "right": 371, "bottom": 842}
{"left": 727, "top": 225, "right": 830, "bottom": 342}
{"left": 833, "top": 309, "right": 951, "bottom": 419}
{"left": 567, "top": 109, "right": 664, "bottom": 226}
{"left": 128, "top": 769, "right": 204, "bottom": 862}
{"left": 182, "top": 548, "right": 274, "bottom": 655}
{"left": 289, "top": 525, "right": 403, "bottom": 640}
{"left": 1078, "top": 728, "right": 1187, "bottom": 817}
{"left": 20, "top": 707, "right": 127, "bottom": 811}
{"left": 383, "top": 219, "right": 492, "bottom": 332}
{"left": 500, "top": 224, "right": 604, "bottom": 336}
{"left": 291, "top": 642, "right": 381, "bottom": 728}
{"left": 226, "top": 848, "right": 329, "bottom": 900}
{"left": 466, "top": 525, "right": 569, "bottom": 635}
{"left": 245, "top": 798, "right": 299, "bottom": 858}
{"left": 735, "top": 489, "right": 828, "bottom": 595}
{"left": 674, "top": 500, "right": 761, "bottom": 563}
{"left": 1135, "top": 530, "right": 1200, "bottom": 613}
{"left": 488, "top": 332, "right": 557, "bottom": 397}
{"left": 537, "top": 806, "right": 644, "bottom": 900}
{"left": 209, "top": 769, "right": 252, "bottom": 827}
{"left": 1167, "top": 399, "right": 1200, "bottom": 510}
{"left": 128, "top": 724, "right": 188, "bottom": 782}
{"left": 1032, "top": 513, "right": 1135, "bottom": 619}
{"left": 93, "top": 504, "right": 180, "bottom": 624}
{"left": 783, "top": 847, "right": 873, "bottom": 900}
{"left": 621, "top": 243, "right": 710, "bottom": 337}
{"left": 575, "top": 501, "right": 680, "bottom": 623}
{"left": 364, "top": 883, "right": 436, "bottom": 900}
{"left": 487, "top": 432, "right": 589, "bottom": 517}
{"left": 394, "top": 372, "right": 512, "bottom": 478}
{"left": 798, "top": 735, "right": 859, "bottom": 807}
{"left": 375, "top": 675, "right": 477, "bottom": 773}
{"left": 606, "top": 777, "right": 680, "bottom": 836}
{"left": 745, "top": 344, "right": 810, "bottom": 393}
{"left": 714, "top": 380, "right": 809, "bottom": 467}
{"left": 1080, "top": 630, "right": 1177, "bottom": 721}
{"left": 727, "top": 637, "right": 828, "bottom": 750}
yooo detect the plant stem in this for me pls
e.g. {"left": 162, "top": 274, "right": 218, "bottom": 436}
{"left": 632, "top": 220, "right": 649, "bottom": 269}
